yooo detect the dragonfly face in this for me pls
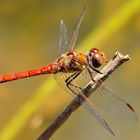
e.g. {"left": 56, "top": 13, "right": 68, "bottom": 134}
{"left": 87, "top": 48, "right": 106, "bottom": 68}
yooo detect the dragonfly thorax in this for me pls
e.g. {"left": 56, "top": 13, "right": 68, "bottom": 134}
{"left": 86, "top": 48, "right": 106, "bottom": 68}
{"left": 56, "top": 50, "right": 87, "bottom": 72}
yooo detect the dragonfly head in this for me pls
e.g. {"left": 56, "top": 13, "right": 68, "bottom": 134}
{"left": 87, "top": 48, "right": 106, "bottom": 68}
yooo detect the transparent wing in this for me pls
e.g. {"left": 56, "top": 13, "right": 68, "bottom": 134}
{"left": 58, "top": 5, "right": 87, "bottom": 57}
{"left": 58, "top": 20, "right": 68, "bottom": 56}
{"left": 54, "top": 70, "right": 91, "bottom": 97}
{"left": 83, "top": 94, "right": 114, "bottom": 135}
{"left": 67, "top": 5, "right": 87, "bottom": 50}
{"left": 54, "top": 71, "right": 114, "bottom": 135}
{"left": 88, "top": 68, "right": 137, "bottom": 121}
{"left": 54, "top": 65, "right": 137, "bottom": 135}
{"left": 91, "top": 82, "right": 137, "bottom": 121}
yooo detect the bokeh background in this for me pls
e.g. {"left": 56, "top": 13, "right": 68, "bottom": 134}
{"left": 0, "top": 0, "right": 139, "bottom": 140}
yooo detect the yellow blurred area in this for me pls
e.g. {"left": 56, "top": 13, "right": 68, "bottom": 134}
{"left": 0, "top": 0, "right": 139, "bottom": 140}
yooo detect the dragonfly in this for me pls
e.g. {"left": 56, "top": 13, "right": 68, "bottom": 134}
{"left": 0, "top": 5, "right": 137, "bottom": 135}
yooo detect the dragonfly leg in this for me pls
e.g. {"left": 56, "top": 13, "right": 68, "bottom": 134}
{"left": 89, "top": 66, "right": 103, "bottom": 74}
{"left": 65, "top": 71, "right": 86, "bottom": 103}
{"left": 86, "top": 67, "right": 96, "bottom": 82}
{"left": 65, "top": 72, "right": 83, "bottom": 94}
{"left": 65, "top": 71, "right": 81, "bottom": 83}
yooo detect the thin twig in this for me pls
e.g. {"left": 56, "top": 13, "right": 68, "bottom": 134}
{"left": 37, "top": 52, "right": 130, "bottom": 140}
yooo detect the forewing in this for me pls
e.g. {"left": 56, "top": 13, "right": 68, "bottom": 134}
{"left": 58, "top": 5, "right": 87, "bottom": 57}
{"left": 67, "top": 5, "right": 87, "bottom": 50}
{"left": 83, "top": 96, "right": 114, "bottom": 135}
{"left": 54, "top": 70, "right": 114, "bottom": 135}
{"left": 58, "top": 20, "right": 68, "bottom": 56}
{"left": 87, "top": 67, "right": 137, "bottom": 121}
{"left": 91, "top": 82, "right": 137, "bottom": 121}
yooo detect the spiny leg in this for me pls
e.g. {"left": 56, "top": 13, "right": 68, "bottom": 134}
{"left": 86, "top": 64, "right": 103, "bottom": 83}
{"left": 89, "top": 66, "right": 103, "bottom": 74}
{"left": 86, "top": 66, "right": 96, "bottom": 82}
{"left": 65, "top": 71, "right": 81, "bottom": 84}
{"left": 65, "top": 71, "right": 82, "bottom": 95}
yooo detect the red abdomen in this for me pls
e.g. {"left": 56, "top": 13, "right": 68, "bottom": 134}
{"left": 0, "top": 64, "right": 58, "bottom": 83}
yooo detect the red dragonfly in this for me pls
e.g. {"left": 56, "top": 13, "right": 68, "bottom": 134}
{"left": 0, "top": 5, "right": 137, "bottom": 135}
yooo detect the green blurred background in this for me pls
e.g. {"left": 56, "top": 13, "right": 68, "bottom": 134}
{"left": 0, "top": 0, "right": 139, "bottom": 140}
